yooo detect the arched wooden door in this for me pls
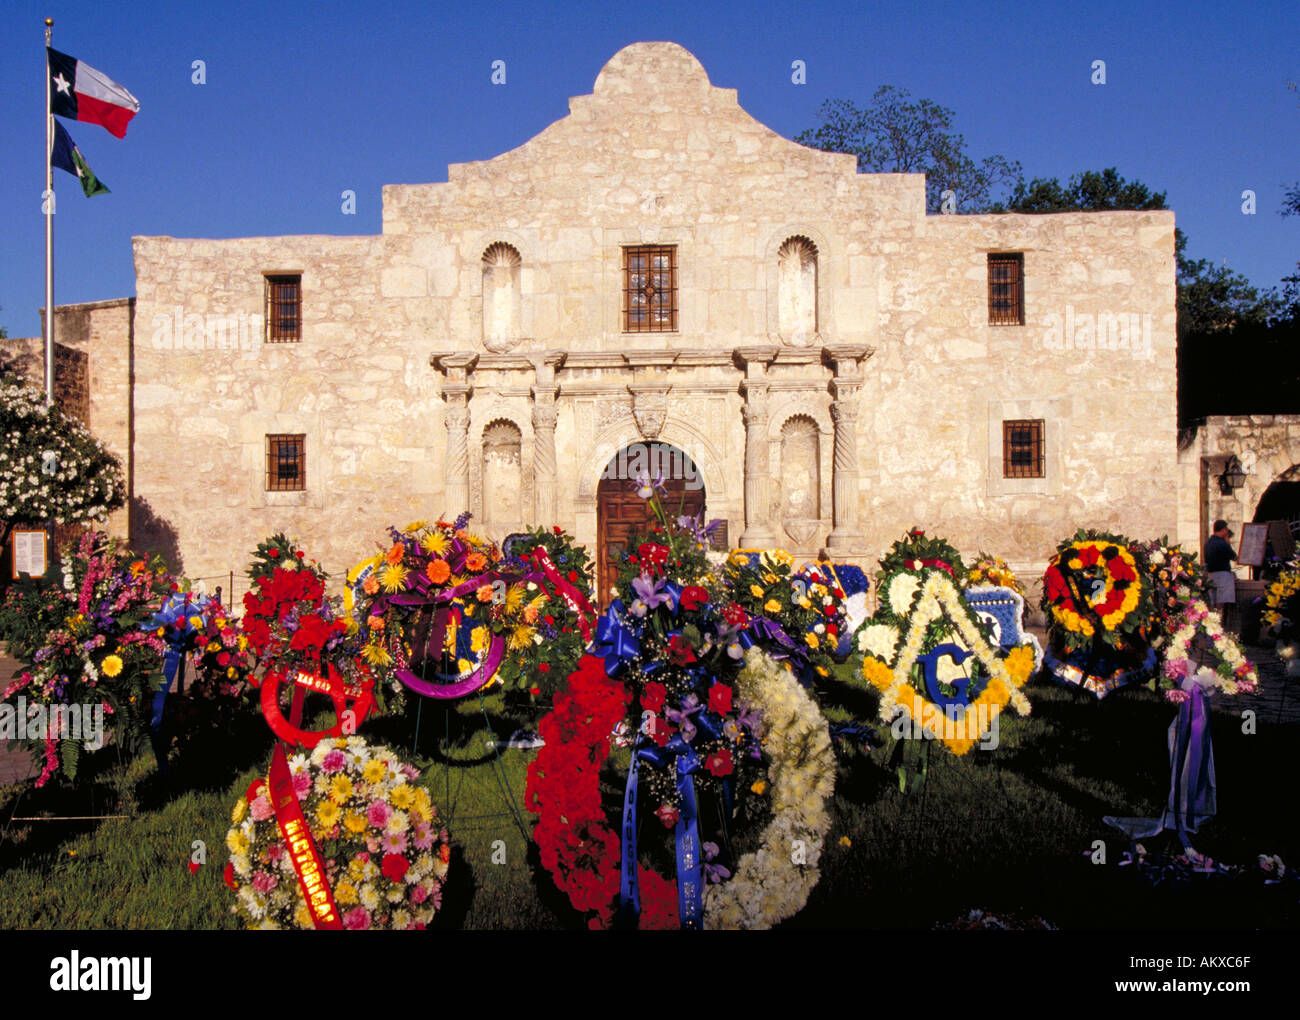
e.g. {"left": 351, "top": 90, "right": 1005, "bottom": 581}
{"left": 596, "top": 443, "right": 705, "bottom": 606}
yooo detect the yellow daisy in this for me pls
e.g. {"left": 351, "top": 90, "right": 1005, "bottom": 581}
{"left": 362, "top": 758, "right": 387, "bottom": 783}
{"left": 509, "top": 624, "right": 536, "bottom": 651}
{"left": 390, "top": 785, "right": 416, "bottom": 810}
{"left": 421, "top": 530, "right": 450, "bottom": 555}
{"left": 403, "top": 519, "right": 429, "bottom": 534}
{"left": 316, "top": 800, "right": 341, "bottom": 829}
{"left": 361, "top": 642, "right": 393, "bottom": 667}
{"left": 101, "top": 654, "right": 124, "bottom": 678}
{"left": 328, "top": 775, "right": 354, "bottom": 803}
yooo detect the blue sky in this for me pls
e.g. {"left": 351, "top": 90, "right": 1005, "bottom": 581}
{"left": 1, "top": 0, "right": 1296, "bottom": 339}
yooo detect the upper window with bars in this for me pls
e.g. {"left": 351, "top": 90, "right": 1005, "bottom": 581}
{"left": 623, "top": 246, "right": 677, "bottom": 332}
{"left": 1002, "top": 419, "right": 1045, "bottom": 479}
{"left": 987, "top": 253, "right": 1024, "bottom": 326}
{"left": 266, "top": 434, "right": 306, "bottom": 491}
{"left": 265, "top": 274, "right": 302, "bottom": 343}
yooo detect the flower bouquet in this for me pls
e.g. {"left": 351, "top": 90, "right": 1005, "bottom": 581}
{"left": 225, "top": 736, "right": 451, "bottom": 929}
{"left": 721, "top": 548, "right": 849, "bottom": 682}
{"left": 858, "top": 530, "right": 1036, "bottom": 756}
{"left": 2, "top": 531, "right": 174, "bottom": 785}
{"left": 346, "top": 516, "right": 595, "bottom": 707}
{"left": 526, "top": 500, "right": 834, "bottom": 929}
{"left": 494, "top": 525, "right": 597, "bottom": 700}
{"left": 239, "top": 538, "right": 376, "bottom": 747}
{"left": 965, "top": 552, "right": 1023, "bottom": 595}
{"left": 1159, "top": 599, "right": 1258, "bottom": 703}
{"left": 1134, "top": 537, "right": 1209, "bottom": 648}
{"left": 1041, "top": 530, "right": 1157, "bottom": 699}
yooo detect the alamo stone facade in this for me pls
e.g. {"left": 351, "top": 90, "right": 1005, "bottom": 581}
{"left": 14, "top": 42, "right": 1182, "bottom": 599}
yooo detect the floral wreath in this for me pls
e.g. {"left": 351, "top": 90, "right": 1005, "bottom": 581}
{"left": 860, "top": 568, "right": 1036, "bottom": 755}
{"left": 1160, "top": 599, "right": 1259, "bottom": 703}
{"left": 225, "top": 736, "right": 451, "bottom": 930}
{"left": 525, "top": 647, "right": 834, "bottom": 929}
{"left": 1041, "top": 532, "right": 1150, "bottom": 652}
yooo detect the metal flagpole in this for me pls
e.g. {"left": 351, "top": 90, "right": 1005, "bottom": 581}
{"left": 43, "top": 16, "right": 54, "bottom": 407}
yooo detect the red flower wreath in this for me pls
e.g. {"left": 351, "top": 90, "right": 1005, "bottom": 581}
{"left": 524, "top": 654, "right": 683, "bottom": 929}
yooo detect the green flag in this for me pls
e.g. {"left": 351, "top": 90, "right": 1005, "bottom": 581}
{"left": 51, "top": 119, "right": 110, "bottom": 197}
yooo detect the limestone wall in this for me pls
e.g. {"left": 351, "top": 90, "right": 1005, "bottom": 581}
{"left": 114, "top": 41, "right": 1177, "bottom": 588}
{"left": 1177, "top": 415, "right": 1300, "bottom": 551}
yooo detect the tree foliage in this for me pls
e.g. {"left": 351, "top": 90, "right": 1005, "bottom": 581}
{"left": 795, "top": 87, "right": 1021, "bottom": 213}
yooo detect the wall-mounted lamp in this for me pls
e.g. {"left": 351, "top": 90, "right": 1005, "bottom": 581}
{"left": 1218, "top": 454, "right": 1246, "bottom": 495}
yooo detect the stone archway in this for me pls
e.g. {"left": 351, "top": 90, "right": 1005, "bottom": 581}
{"left": 595, "top": 442, "right": 705, "bottom": 605}
{"left": 1253, "top": 464, "right": 1300, "bottom": 542}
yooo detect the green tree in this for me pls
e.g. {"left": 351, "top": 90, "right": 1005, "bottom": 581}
{"left": 995, "top": 167, "right": 1168, "bottom": 213}
{"left": 796, "top": 87, "right": 1021, "bottom": 213}
{"left": 0, "top": 355, "right": 126, "bottom": 588}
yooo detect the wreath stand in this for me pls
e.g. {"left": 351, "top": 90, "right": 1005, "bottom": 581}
{"left": 406, "top": 661, "right": 532, "bottom": 842}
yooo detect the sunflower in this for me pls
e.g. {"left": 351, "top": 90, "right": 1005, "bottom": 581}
{"left": 379, "top": 563, "right": 409, "bottom": 592}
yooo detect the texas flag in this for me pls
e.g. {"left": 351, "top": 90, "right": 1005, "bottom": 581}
{"left": 47, "top": 47, "right": 140, "bottom": 139}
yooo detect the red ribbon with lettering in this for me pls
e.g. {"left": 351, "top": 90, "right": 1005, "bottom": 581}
{"left": 531, "top": 546, "right": 597, "bottom": 643}
{"left": 268, "top": 742, "right": 343, "bottom": 929}
{"left": 261, "top": 662, "right": 376, "bottom": 749}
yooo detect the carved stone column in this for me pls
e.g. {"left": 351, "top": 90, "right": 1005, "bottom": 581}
{"left": 736, "top": 346, "right": 779, "bottom": 548}
{"left": 823, "top": 344, "right": 872, "bottom": 553}
{"left": 531, "top": 351, "right": 565, "bottom": 525}
{"left": 432, "top": 353, "right": 478, "bottom": 514}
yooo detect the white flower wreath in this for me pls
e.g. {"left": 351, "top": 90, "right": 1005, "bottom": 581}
{"left": 702, "top": 648, "right": 836, "bottom": 929}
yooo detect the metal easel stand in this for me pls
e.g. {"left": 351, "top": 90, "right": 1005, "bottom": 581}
{"left": 410, "top": 680, "right": 531, "bottom": 842}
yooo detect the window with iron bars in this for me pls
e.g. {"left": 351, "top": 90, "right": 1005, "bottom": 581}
{"left": 987, "top": 253, "right": 1024, "bottom": 326}
{"left": 265, "top": 274, "right": 302, "bottom": 342}
{"left": 623, "top": 245, "right": 677, "bottom": 332}
{"left": 266, "top": 434, "right": 306, "bottom": 491}
{"left": 1002, "top": 419, "right": 1044, "bottom": 478}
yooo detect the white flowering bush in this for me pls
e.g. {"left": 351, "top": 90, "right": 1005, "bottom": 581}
{"left": 0, "top": 365, "right": 124, "bottom": 545}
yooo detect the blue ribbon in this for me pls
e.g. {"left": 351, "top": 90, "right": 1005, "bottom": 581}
{"left": 593, "top": 603, "right": 642, "bottom": 677}
{"left": 619, "top": 734, "right": 706, "bottom": 930}
{"left": 141, "top": 592, "right": 208, "bottom": 772}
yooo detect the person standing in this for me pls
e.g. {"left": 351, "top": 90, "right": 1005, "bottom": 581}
{"left": 1204, "top": 519, "right": 1238, "bottom": 627}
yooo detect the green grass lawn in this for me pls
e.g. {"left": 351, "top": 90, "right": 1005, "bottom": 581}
{"left": 2, "top": 674, "right": 1296, "bottom": 930}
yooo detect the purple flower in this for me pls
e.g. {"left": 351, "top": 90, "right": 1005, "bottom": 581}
{"left": 630, "top": 574, "right": 673, "bottom": 616}
{"left": 703, "top": 841, "right": 731, "bottom": 884}
{"left": 666, "top": 693, "right": 703, "bottom": 743}
{"left": 629, "top": 469, "right": 666, "bottom": 501}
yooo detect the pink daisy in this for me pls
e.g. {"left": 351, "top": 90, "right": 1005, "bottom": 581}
{"left": 366, "top": 801, "right": 391, "bottom": 828}
{"left": 411, "top": 822, "right": 434, "bottom": 851}
{"left": 342, "top": 906, "right": 372, "bottom": 931}
{"left": 382, "top": 830, "right": 409, "bottom": 854}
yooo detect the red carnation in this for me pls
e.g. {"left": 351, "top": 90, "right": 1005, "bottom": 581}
{"left": 544, "top": 614, "right": 555, "bottom": 626}
{"left": 722, "top": 602, "right": 749, "bottom": 627}
{"left": 666, "top": 635, "right": 697, "bottom": 666}
{"left": 680, "top": 585, "right": 709, "bottom": 612}
{"left": 381, "top": 853, "right": 410, "bottom": 883}
{"left": 268, "top": 548, "right": 280, "bottom": 558}
{"left": 567, "top": 570, "right": 579, "bottom": 582}
{"left": 654, "top": 803, "right": 680, "bottom": 828}
{"left": 827, "top": 623, "right": 838, "bottom": 637}
{"left": 705, "top": 749, "right": 734, "bottom": 778}
{"left": 245, "top": 778, "right": 265, "bottom": 803}
{"left": 708, "top": 682, "right": 733, "bottom": 716}
{"left": 824, "top": 605, "right": 837, "bottom": 617}
{"left": 223, "top": 861, "right": 238, "bottom": 890}
{"left": 641, "top": 681, "right": 667, "bottom": 712}
{"left": 553, "top": 526, "right": 563, "bottom": 535}
{"left": 538, "top": 662, "right": 551, "bottom": 673}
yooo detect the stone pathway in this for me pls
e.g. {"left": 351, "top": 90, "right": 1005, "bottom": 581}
{"left": 1243, "top": 640, "right": 1300, "bottom": 726}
